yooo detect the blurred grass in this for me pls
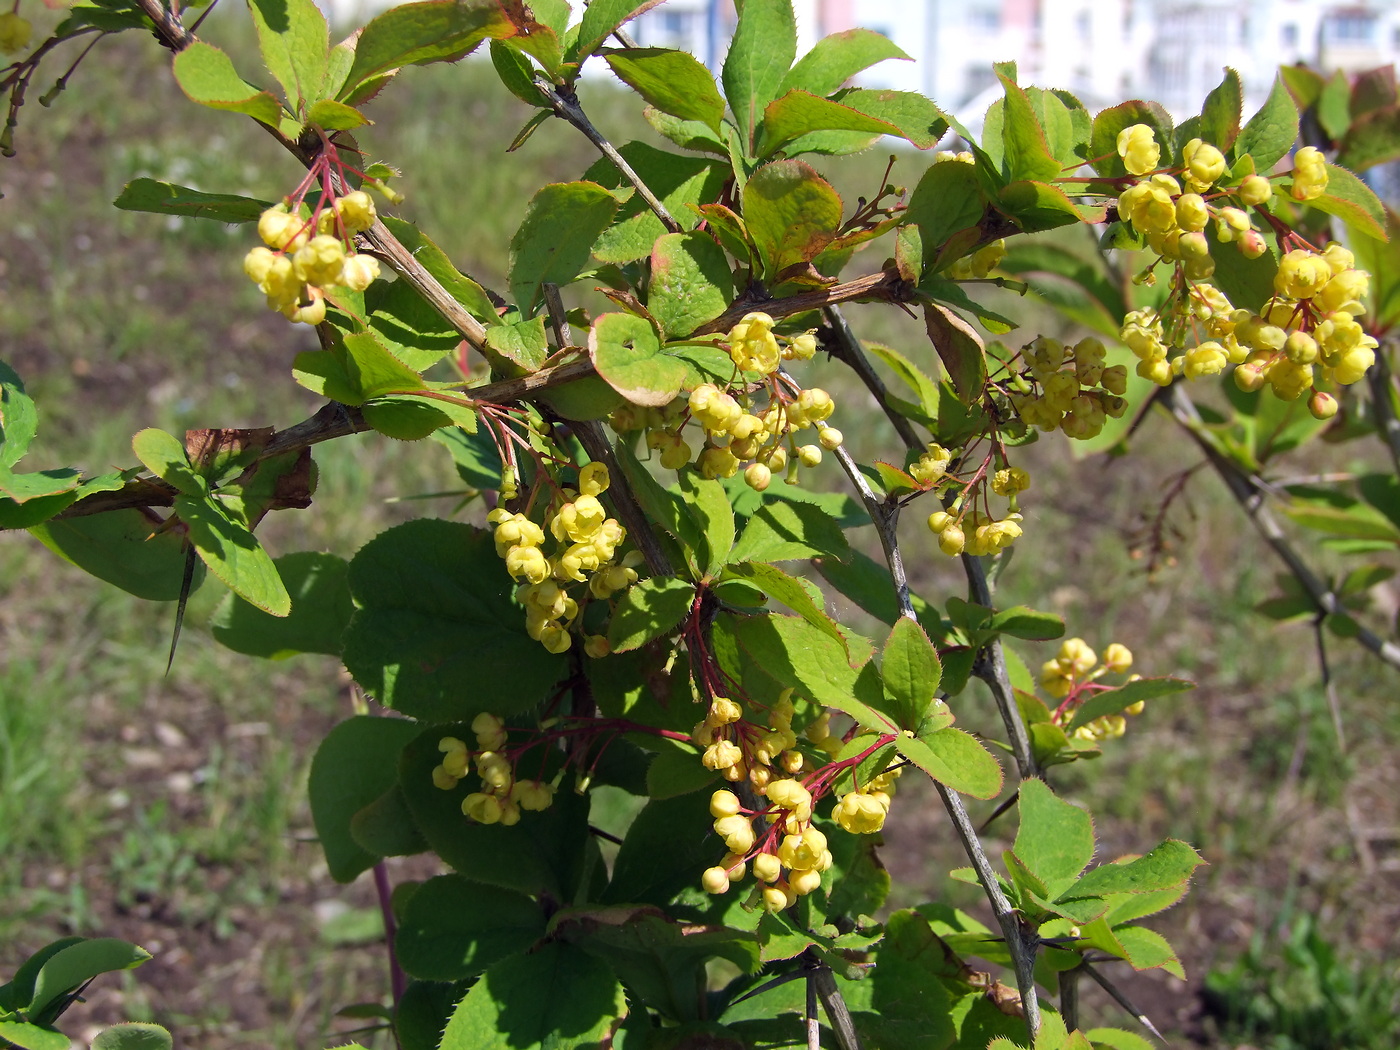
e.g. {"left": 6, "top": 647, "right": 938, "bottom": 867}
{"left": 1, "top": 7, "right": 1397, "bottom": 1049}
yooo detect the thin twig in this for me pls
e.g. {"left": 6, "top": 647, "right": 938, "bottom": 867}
{"left": 811, "top": 964, "right": 864, "bottom": 1050}
{"left": 540, "top": 83, "right": 682, "bottom": 233}
{"left": 1163, "top": 384, "right": 1400, "bottom": 671}
{"left": 829, "top": 440, "right": 1041, "bottom": 1042}
{"left": 1081, "top": 961, "right": 1165, "bottom": 1041}
{"left": 1060, "top": 962, "right": 1081, "bottom": 1033}
{"left": 1366, "top": 335, "right": 1400, "bottom": 479}
{"left": 822, "top": 304, "right": 922, "bottom": 449}
{"left": 805, "top": 965, "right": 820, "bottom": 1050}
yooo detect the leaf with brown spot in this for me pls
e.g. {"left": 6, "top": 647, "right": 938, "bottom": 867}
{"left": 924, "top": 303, "right": 987, "bottom": 404}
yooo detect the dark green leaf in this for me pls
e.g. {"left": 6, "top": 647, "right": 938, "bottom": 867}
{"left": 1065, "top": 840, "right": 1205, "bottom": 898}
{"left": 679, "top": 471, "right": 735, "bottom": 576}
{"left": 833, "top": 87, "right": 949, "bottom": 149}
{"left": 309, "top": 715, "right": 423, "bottom": 882}
{"left": 210, "top": 551, "right": 352, "bottom": 658}
{"left": 573, "top": 0, "right": 658, "bottom": 66}
{"left": 510, "top": 181, "right": 619, "bottom": 313}
{"left": 759, "top": 90, "right": 901, "bottom": 157}
{"left": 1066, "top": 676, "right": 1193, "bottom": 730}
{"left": 0, "top": 1022, "right": 70, "bottom": 1050}
{"left": 28, "top": 508, "right": 203, "bottom": 601}
{"left": 113, "top": 178, "right": 271, "bottom": 223}
{"left": 1336, "top": 105, "right": 1400, "bottom": 171}
{"left": 608, "top": 577, "right": 695, "bottom": 653}
{"left": 1088, "top": 101, "right": 1174, "bottom": 178}
{"left": 342, "top": 520, "right": 567, "bottom": 720}
{"left": 340, "top": 0, "right": 512, "bottom": 101}
{"left": 729, "top": 498, "right": 850, "bottom": 563}
{"left": 904, "top": 161, "right": 985, "bottom": 264}
{"left": 648, "top": 232, "right": 735, "bottom": 339}
{"left": 1198, "top": 68, "right": 1243, "bottom": 151}
{"left": 880, "top": 618, "right": 942, "bottom": 729}
{"left": 726, "top": 561, "right": 846, "bottom": 653}
{"left": 90, "top": 1024, "right": 173, "bottom": 1050}
{"left": 923, "top": 302, "right": 986, "bottom": 404}
{"left": 27, "top": 939, "right": 151, "bottom": 1019}
{"left": 997, "top": 72, "right": 1061, "bottom": 182}
{"left": 1306, "top": 162, "right": 1388, "bottom": 241}
{"left": 894, "top": 728, "right": 1004, "bottom": 799}
{"left": 438, "top": 942, "right": 623, "bottom": 1050}
{"left": 396, "top": 875, "right": 545, "bottom": 982}
{"left": 379, "top": 216, "right": 502, "bottom": 329}
{"left": 602, "top": 791, "right": 722, "bottom": 905}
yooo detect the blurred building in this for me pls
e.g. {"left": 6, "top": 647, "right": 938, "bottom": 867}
{"left": 629, "top": 0, "right": 1400, "bottom": 121}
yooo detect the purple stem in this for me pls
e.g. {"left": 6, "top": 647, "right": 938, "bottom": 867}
{"left": 374, "top": 860, "right": 407, "bottom": 1008}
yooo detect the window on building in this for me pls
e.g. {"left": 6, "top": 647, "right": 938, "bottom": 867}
{"left": 1281, "top": 22, "right": 1299, "bottom": 47}
{"left": 968, "top": 8, "right": 1001, "bottom": 33}
{"left": 1325, "top": 12, "right": 1376, "bottom": 44}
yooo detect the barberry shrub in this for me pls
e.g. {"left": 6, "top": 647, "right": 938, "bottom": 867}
{"left": 3, "top": 0, "right": 1397, "bottom": 1048}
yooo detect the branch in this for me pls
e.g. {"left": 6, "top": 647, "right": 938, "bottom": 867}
{"left": 811, "top": 962, "right": 864, "bottom": 1050}
{"left": 697, "top": 270, "right": 912, "bottom": 336}
{"left": 540, "top": 83, "right": 682, "bottom": 234}
{"left": 829, "top": 440, "right": 1041, "bottom": 1042}
{"left": 569, "top": 420, "right": 674, "bottom": 577}
{"left": 1080, "top": 961, "right": 1166, "bottom": 1042}
{"left": 1366, "top": 334, "right": 1400, "bottom": 479}
{"left": 820, "top": 307, "right": 1038, "bottom": 779}
{"left": 1162, "top": 384, "right": 1400, "bottom": 672}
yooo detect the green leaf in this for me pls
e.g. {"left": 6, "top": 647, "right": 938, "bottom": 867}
{"left": 831, "top": 87, "right": 948, "bottom": 149}
{"left": 305, "top": 98, "right": 367, "bottom": 130}
{"left": 562, "top": 908, "right": 759, "bottom": 1023}
{"left": 247, "top": 0, "right": 328, "bottom": 110}
{"left": 28, "top": 508, "right": 203, "bottom": 601}
{"left": 171, "top": 41, "right": 283, "bottom": 126}
{"left": 90, "top": 1024, "right": 173, "bottom": 1050}
{"left": 400, "top": 728, "right": 592, "bottom": 898}
{"left": 647, "top": 232, "right": 735, "bottom": 339}
{"left": 1205, "top": 220, "right": 1278, "bottom": 314}
{"left": 1066, "top": 676, "right": 1194, "bottom": 730}
{"left": 0, "top": 359, "right": 37, "bottom": 471}
{"left": 438, "top": 942, "right": 623, "bottom": 1050}
{"left": 210, "top": 551, "right": 351, "bottom": 658}
{"left": 174, "top": 492, "right": 288, "bottom": 615}
{"left": 728, "top": 613, "right": 896, "bottom": 734}
{"left": 1306, "top": 162, "right": 1389, "bottom": 241}
{"left": 1198, "top": 68, "right": 1243, "bottom": 151}
{"left": 573, "top": 0, "right": 656, "bottom": 66}
{"left": 894, "top": 728, "right": 1004, "bottom": 800}
{"left": 589, "top": 312, "right": 687, "bottom": 407}
{"left": 589, "top": 144, "right": 726, "bottom": 265}
{"left": 1085, "top": 1028, "right": 1154, "bottom": 1050}
{"left": 308, "top": 715, "right": 423, "bottom": 882}
{"left": 350, "top": 785, "right": 427, "bottom": 858}
{"left": 1233, "top": 76, "right": 1299, "bottom": 171}
{"left": 862, "top": 910, "right": 958, "bottom": 1049}
{"left": 0, "top": 1022, "right": 70, "bottom": 1050}
{"left": 726, "top": 561, "right": 846, "bottom": 653}
{"left": 923, "top": 303, "right": 986, "bottom": 405}
{"left": 1, "top": 938, "right": 84, "bottom": 1015}
{"left": 509, "top": 181, "right": 619, "bottom": 314}
{"left": 132, "top": 427, "right": 204, "bottom": 495}
{"left": 396, "top": 875, "right": 545, "bottom": 981}
{"left": 729, "top": 498, "right": 850, "bottom": 563}
{"left": 779, "top": 28, "right": 908, "bottom": 98}
{"left": 608, "top": 576, "right": 695, "bottom": 653}
{"left": 678, "top": 471, "right": 735, "bottom": 576}
{"left": 1336, "top": 105, "right": 1400, "bottom": 171}
{"left": 1088, "top": 101, "right": 1173, "bottom": 178}
{"left": 905, "top": 161, "right": 985, "bottom": 263}
{"left": 759, "top": 90, "right": 902, "bottom": 157}
{"left": 1109, "top": 925, "right": 1184, "bottom": 977}
{"left": 603, "top": 791, "right": 722, "bottom": 905}
{"left": 605, "top": 48, "right": 725, "bottom": 132}
{"left": 645, "top": 741, "right": 714, "bottom": 799}
{"left": 881, "top": 618, "right": 942, "bottom": 730}
{"left": 484, "top": 315, "right": 549, "bottom": 376}
{"left": 113, "top": 178, "right": 271, "bottom": 223}
{"left": 342, "top": 520, "right": 567, "bottom": 720}
{"left": 741, "top": 160, "right": 842, "bottom": 282}
{"left": 613, "top": 439, "right": 701, "bottom": 552}
{"left": 1065, "top": 840, "right": 1204, "bottom": 898}
{"left": 997, "top": 72, "right": 1061, "bottom": 182}
{"left": 997, "top": 178, "right": 1089, "bottom": 234}
{"left": 27, "top": 939, "right": 151, "bottom": 1019}
{"left": 987, "top": 605, "right": 1064, "bottom": 641}
{"left": 1012, "top": 779, "right": 1094, "bottom": 894}
{"left": 722, "top": 0, "right": 797, "bottom": 149}
{"left": 645, "top": 107, "right": 729, "bottom": 154}
{"left": 340, "top": 0, "right": 512, "bottom": 101}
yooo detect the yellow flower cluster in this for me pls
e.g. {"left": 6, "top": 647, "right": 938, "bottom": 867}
{"left": 617, "top": 315, "right": 838, "bottom": 487}
{"left": 488, "top": 462, "right": 640, "bottom": 654}
{"left": 948, "top": 240, "right": 1007, "bottom": 281}
{"left": 1123, "top": 243, "right": 1377, "bottom": 415}
{"left": 1290, "top": 146, "right": 1328, "bottom": 201}
{"left": 243, "top": 192, "right": 379, "bottom": 324}
{"left": 694, "top": 690, "right": 802, "bottom": 789}
{"left": 702, "top": 779, "right": 836, "bottom": 910}
{"left": 832, "top": 767, "right": 900, "bottom": 835}
{"left": 1039, "top": 639, "right": 1143, "bottom": 741}
{"left": 1010, "top": 336, "right": 1130, "bottom": 439}
{"left": 432, "top": 714, "right": 556, "bottom": 825}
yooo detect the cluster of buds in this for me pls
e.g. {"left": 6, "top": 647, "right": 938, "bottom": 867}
{"left": 1041, "top": 639, "right": 1143, "bottom": 742}
{"left": 921, "top": 450, "right": 1028, "bottom": 557}
{"left": 1123, "top": 242, "right": 1377, "bottom": 417}
{"left": 243, "top": 190, "right": 380, "bottom": 325}
{"left": 488, "top": 462, "right": 640, "bottom": 655}
{"left": 703, "top": 780, "right": 835, "bottom": 911}
{"left": 695, "top": 690, "right": 802, "bottom": 789}
{"left": 1010, "top": 336, "right": 1130, "bottom": 439}
{"left": 616, "top": 314, "right": 841, "bottom": 488}
{"left": 433, "top": 713, "right": 556, "bottom": 825}
{"left": 832, "top": 766, "right": 899, "bottom": 834}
